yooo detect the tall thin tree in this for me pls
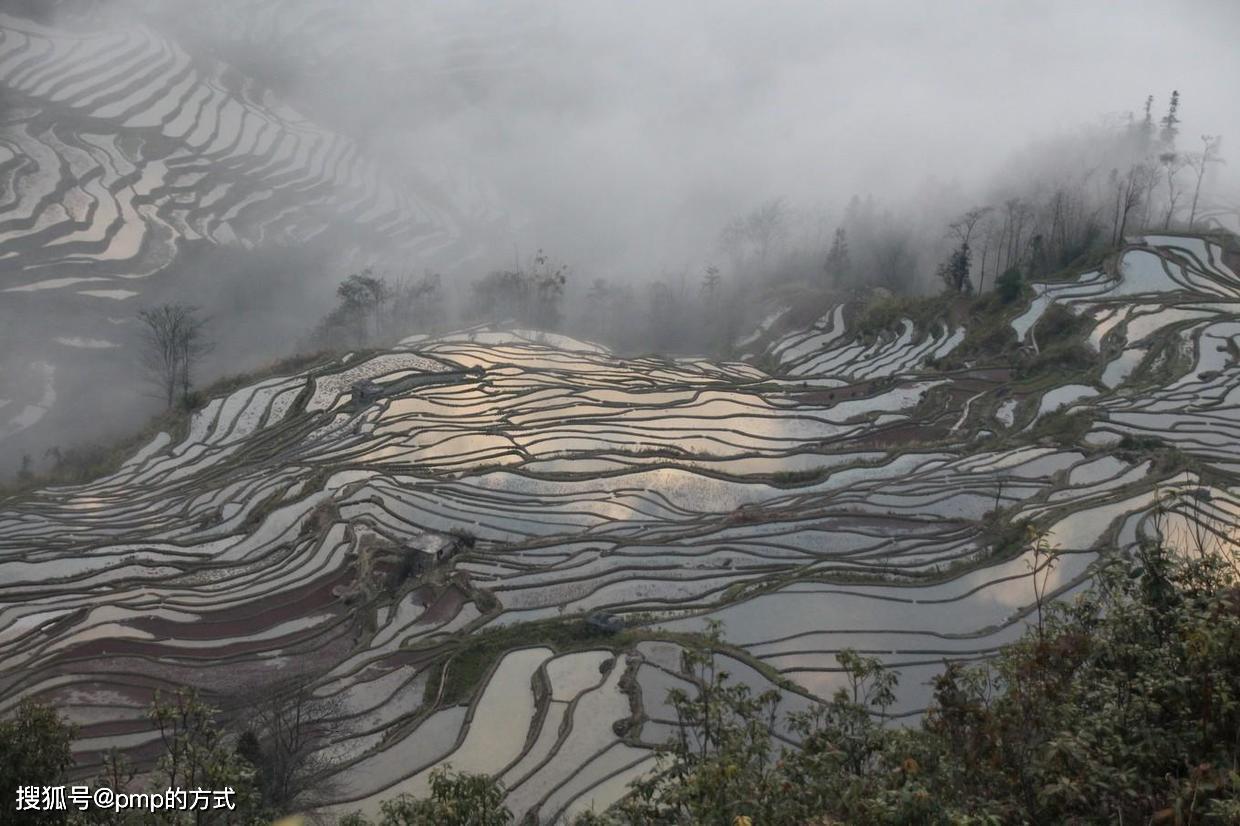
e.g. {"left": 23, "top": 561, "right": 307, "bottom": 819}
{"left": 1187, "top": 135, "right": 1224, "bottom": 228}
{"left": 138, "top": 304, "right": 211, "bottom": 410}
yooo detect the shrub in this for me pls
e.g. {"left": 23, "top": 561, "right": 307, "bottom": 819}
{"left": 1033, "top": 303, "right": 1087, "bottom": 345}
{"left": 1020, "top": 342, "right": 1096, "bottom": 378}
{"left": 0, "top": 700, "right": 76, "bottom": 826}
{"left": 995, "top": 267, "right": 1025, "bottom": 304}
{"left": 1029, "top": 409, "right": 1093, "bottom": 444}
{"left": 343, "top": 767, "right": 512, "bottom": 826}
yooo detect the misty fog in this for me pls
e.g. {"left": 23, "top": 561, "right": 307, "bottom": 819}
{"left": 1, "top": 0, "right": 1238, "bottom": 476}
{"left": 31, "top": 0, "right": 1240, "bottom": 275}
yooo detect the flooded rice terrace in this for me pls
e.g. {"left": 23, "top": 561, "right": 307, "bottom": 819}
{"left": 3, "top": 232, "right": 1240, "bottom": 820}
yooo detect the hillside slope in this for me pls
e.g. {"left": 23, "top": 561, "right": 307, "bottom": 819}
{"left": 1, "top": 234, "right": 1239, "bottom": 822}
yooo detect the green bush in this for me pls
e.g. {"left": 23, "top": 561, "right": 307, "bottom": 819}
{"left": 1033, "top": 303, "right": 1088, "bottom": 345}
{"left": 0, "top": 700, "right": 76, "bottom": 826}
{"left": 994, "top": 267, "right": 1025, "bottom": 304}
{"left": 1029, "top": 409, "right": 1093, "bottom": 444}
{"left": 1020, "top": 342, "right": 1096, "bottom": 379}
{"left": 1, "top": 690, "right": 268, "bottom": 825}
{"left": 342, "top": 767, "right": 511, "bottom": 826}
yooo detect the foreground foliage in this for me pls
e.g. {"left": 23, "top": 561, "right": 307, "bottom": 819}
{"left": 0, "top": 700, "right": 75, "bottom": 826}
{"left": 587, "top": 538, "right": 1240, "bottom": 825}
{"left": 1, "top": 691, "right": 266, "bottom": 825}
{"left": 340, "top": 768, "right": 512, "bottom": 826}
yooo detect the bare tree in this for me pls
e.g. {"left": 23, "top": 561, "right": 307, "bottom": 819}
{"left": 1026, "top": 527, "right": 1060, "bottom": 645}
{"left": 719, "top": 198, "right": 788, "bottom": 273}
{"left": 240, "top": 675, "right": 346, "bottom": 811}
{"left": 138, "top": 304, "right": 211, "bottom": 409}
{"left": 1110, "top": 164, "right": 1152, "bottom": 245}
{"left": 1158, "top": 151, "right": 1188, "bottom": 229}
{"left": 950, "top": 206, "right": 992, "bottom": 248}
{"left": 389, "top": 271, "right": 444, "bottom": 337}
{"left": 1187, "top": 135, "right": 1225, "bottom": 228}
{"left": 938, "top": 206, "right": 990, "bottom": 295}
{"left": 999, "top": 198, "right": 1033, "bottom": 273}
{"left": 1045, "top": 187, "right": 1069, "bottom": 263}
{"left": 976, "top": 212, "right": 1001, "bottom": 292}
{"left": 747, "top": 198, "right": 788, "bottom": 266}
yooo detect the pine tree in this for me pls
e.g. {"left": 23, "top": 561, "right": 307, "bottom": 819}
{"left": 701, "top": 265, "right": 722, "bottom": 299}
{"left": 937, "top": 242, "right": 973, "bottom": 295}
{"left": 824, "top": 227, "right": 850, "bottom": 283}
{"left": 1159, "top": 90, "right": 1180, "bottom": 148}
{"left": 1139, "top": 94, "right": 1155, "bottom": 149}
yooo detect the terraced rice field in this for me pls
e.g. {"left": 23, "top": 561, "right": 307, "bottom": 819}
{"left": 0, "top": 9, "right": 501, "bottom": 455}
{"left": 2, "top": 236, "right": 1239, "bottom": 822}
{"left": 0, "top": 10, "right": 484, "bottom": 284}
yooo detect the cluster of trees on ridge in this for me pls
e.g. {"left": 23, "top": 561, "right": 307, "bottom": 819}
{"left": 304, "top": 92, "right": 1228, "bottom": 359}
{"left": 934, "top": 91, "right": 1226, "bottom": 298}
{"left": 4, "top": 509, "right": 1239, "bottom": 825}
